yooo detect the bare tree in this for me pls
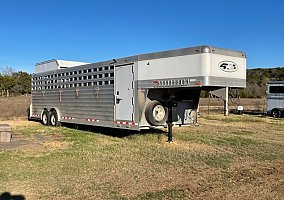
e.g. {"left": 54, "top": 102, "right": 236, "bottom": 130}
{"left": 0, "top": 66, "right": 15, "bottom": 76}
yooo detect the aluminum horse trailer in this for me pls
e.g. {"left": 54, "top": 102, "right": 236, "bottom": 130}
{"left": 29, "top": 46, "right": 246, "bottom": 130}
{"left": 267, "top": 81, "right": 284, "bottom": 118}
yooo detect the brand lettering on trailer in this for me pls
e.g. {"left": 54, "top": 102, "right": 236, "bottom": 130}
{"left": 153, "top": 79, "right": 202, "bottom": 87}
{"left": 219, "top": 61, "right": 238, "bottom": 72}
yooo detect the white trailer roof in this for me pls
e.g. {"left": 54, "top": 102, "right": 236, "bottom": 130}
{"left": 35, "top": 59, "right": 89, "bottom": 74}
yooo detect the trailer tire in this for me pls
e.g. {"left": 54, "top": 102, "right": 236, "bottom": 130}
{"left": 272, "top": 109, "right": 281, "bottom": 118}
{"left": 50, "top": 110, "right": 60, "bottom": 127}
{"left": 42, "top": 110, "right": 50, "bottom": 126}
{"left": 145, "top": 100, "right": 168, "bottom": 126}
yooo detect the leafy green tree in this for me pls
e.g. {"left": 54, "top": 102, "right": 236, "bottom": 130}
{"left": 11, "top": 71, "right": 31, "bottom": 94}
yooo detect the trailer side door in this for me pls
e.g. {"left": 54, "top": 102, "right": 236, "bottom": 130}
{"left": 115, "top": 64, "right": 134, "bottom": 121}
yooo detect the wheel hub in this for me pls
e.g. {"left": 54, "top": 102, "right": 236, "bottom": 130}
{"left": 153, "top": 105, "right": 166, "bottom": 121}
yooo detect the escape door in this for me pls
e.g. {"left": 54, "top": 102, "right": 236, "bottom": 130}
{"left": 115, "top": 64, "right": 134, "bottom": 121}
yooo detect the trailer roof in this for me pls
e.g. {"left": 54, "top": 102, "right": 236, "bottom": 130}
{"left": 267, "top": 81, "right": 284, "bottom": 84}
{"left": 34, "top": 45, "right": 246, "bottom": 75}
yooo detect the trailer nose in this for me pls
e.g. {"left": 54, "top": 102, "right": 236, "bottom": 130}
{"left": 201, "top": 46, "right": 211, "bottom": 53}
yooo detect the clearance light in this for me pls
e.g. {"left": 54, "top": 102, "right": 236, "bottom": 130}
{"left": 153, "top": 80, "right": 158, "bottom": 84}
{"left": 194, "top": 81, "right": 202, "bottom": 86}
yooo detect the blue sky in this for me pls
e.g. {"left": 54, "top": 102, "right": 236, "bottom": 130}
{"left": 0, "top": 0, "right": 283, "bottom": 73}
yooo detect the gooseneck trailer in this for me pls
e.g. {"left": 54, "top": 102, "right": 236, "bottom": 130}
{"left": 29, "top": 46, "right": 246, "bottom": 130}
{"left": 267, "top": 81, "right": 284, "bottom": 118}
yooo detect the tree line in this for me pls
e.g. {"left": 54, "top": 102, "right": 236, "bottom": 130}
{"left": 239, "top": 67, "right": 284, "bottom": 98}
{"left": 0, "top": 67, "right": 31, "bottom": 96}
{"left": 0, "top": 66, "right": 283, "bottom": 98}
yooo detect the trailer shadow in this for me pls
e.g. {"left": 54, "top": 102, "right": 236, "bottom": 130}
{"left": 0, "top": 192, "right": 25, "bottom": 200}
{"left": 62, "top": 123, "right": 167, "bottom": 138}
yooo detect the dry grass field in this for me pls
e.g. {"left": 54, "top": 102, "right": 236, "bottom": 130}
{"left": 0, "top": 96, "right": 30, "bottom": 119}
{"left": 0, "top": 114, "right": 283, "bottom": 199}
{"left": 199, "top": 98, "right": 266, "bottom": 114}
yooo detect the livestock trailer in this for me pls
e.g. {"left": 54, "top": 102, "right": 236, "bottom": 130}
{"left": 29, "top": 46, "right": 246, "bottom": 130}
{"left": 267, "top": 81, "right": 284, "bottom": 118}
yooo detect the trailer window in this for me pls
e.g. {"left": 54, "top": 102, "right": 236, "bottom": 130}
{"left": 269, "top": 86, "right": 284, "bottom": 93}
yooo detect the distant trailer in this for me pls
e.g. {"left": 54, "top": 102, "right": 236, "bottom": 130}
{"left": 267, "top": 81, "right": 284, "bottom": 118}
{"left": 29, "top": 46, "right": 246, "bottom": 130}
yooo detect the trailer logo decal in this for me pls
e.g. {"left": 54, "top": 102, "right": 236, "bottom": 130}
{"left": 219, "top": 61, "right": 238, "bottom": 72}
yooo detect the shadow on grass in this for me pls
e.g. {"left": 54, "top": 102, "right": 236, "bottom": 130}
{"left": 61, "top": 122, "right": 166, "bottom": 138}
{"left": 0, "top": 192, "right": 25, "bottom": 200}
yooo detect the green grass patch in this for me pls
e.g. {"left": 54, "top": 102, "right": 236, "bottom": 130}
{"left": 0, "top": 115, "right": 283, "bottom": 199}
{"left": 203, "top": 115, "right": 266, "bottom": 123}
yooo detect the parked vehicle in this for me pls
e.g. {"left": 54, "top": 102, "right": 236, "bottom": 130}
{"left": 29, "top": 46, "right": 246, "bottom": 130}
{"left": 267, "top": 81, "right": 284, "bottom": 118}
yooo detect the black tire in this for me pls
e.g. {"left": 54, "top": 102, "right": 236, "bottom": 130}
{"left": 42, "top": 110, "right": 50, "bottom": 126}
{"left": 145, "top": 100, "right": 168, "bottom": 126}
{"left": 50, "top": 110, "right": 60, "bottom": 127}
{"left": 272, "top": 109, "right": 281, "bottom": 118}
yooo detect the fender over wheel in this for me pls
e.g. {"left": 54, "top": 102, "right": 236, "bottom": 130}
{"left": 145, "top": 100, "right": 168, "bottom": 126}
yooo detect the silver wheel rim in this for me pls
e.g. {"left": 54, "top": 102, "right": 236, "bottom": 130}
{"left": 51, "top": 115, "right": 56, "bottom": 126}
{"left": 43, "top": 114, "right": 48, "bottom": 125}
{"left": 153, "top": 105, "right": 166, "bottom": 122}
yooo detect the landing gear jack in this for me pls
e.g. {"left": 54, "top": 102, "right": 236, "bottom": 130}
{"left": 165, "top": 101, "right": 177, "bottom": 143}
{"left": 167, "top": 120, "right": 173, "bottom": 143}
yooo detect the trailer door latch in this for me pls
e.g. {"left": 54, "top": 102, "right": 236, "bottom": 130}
{"left": 116, "top": 97, "right": 122, "bottom": 104}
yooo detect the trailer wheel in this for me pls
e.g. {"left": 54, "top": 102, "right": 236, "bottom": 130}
{"left": 50, "top": 110, "right": 60, "bottom": 127}
{"left": 145, "top": 100, "right": 168, "bottom": 126}
{"left": 42, "top": 110, "right": 50, "bottom": 126}
{"left": 272, "top": 109, "right": 281, "bottom": 118}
